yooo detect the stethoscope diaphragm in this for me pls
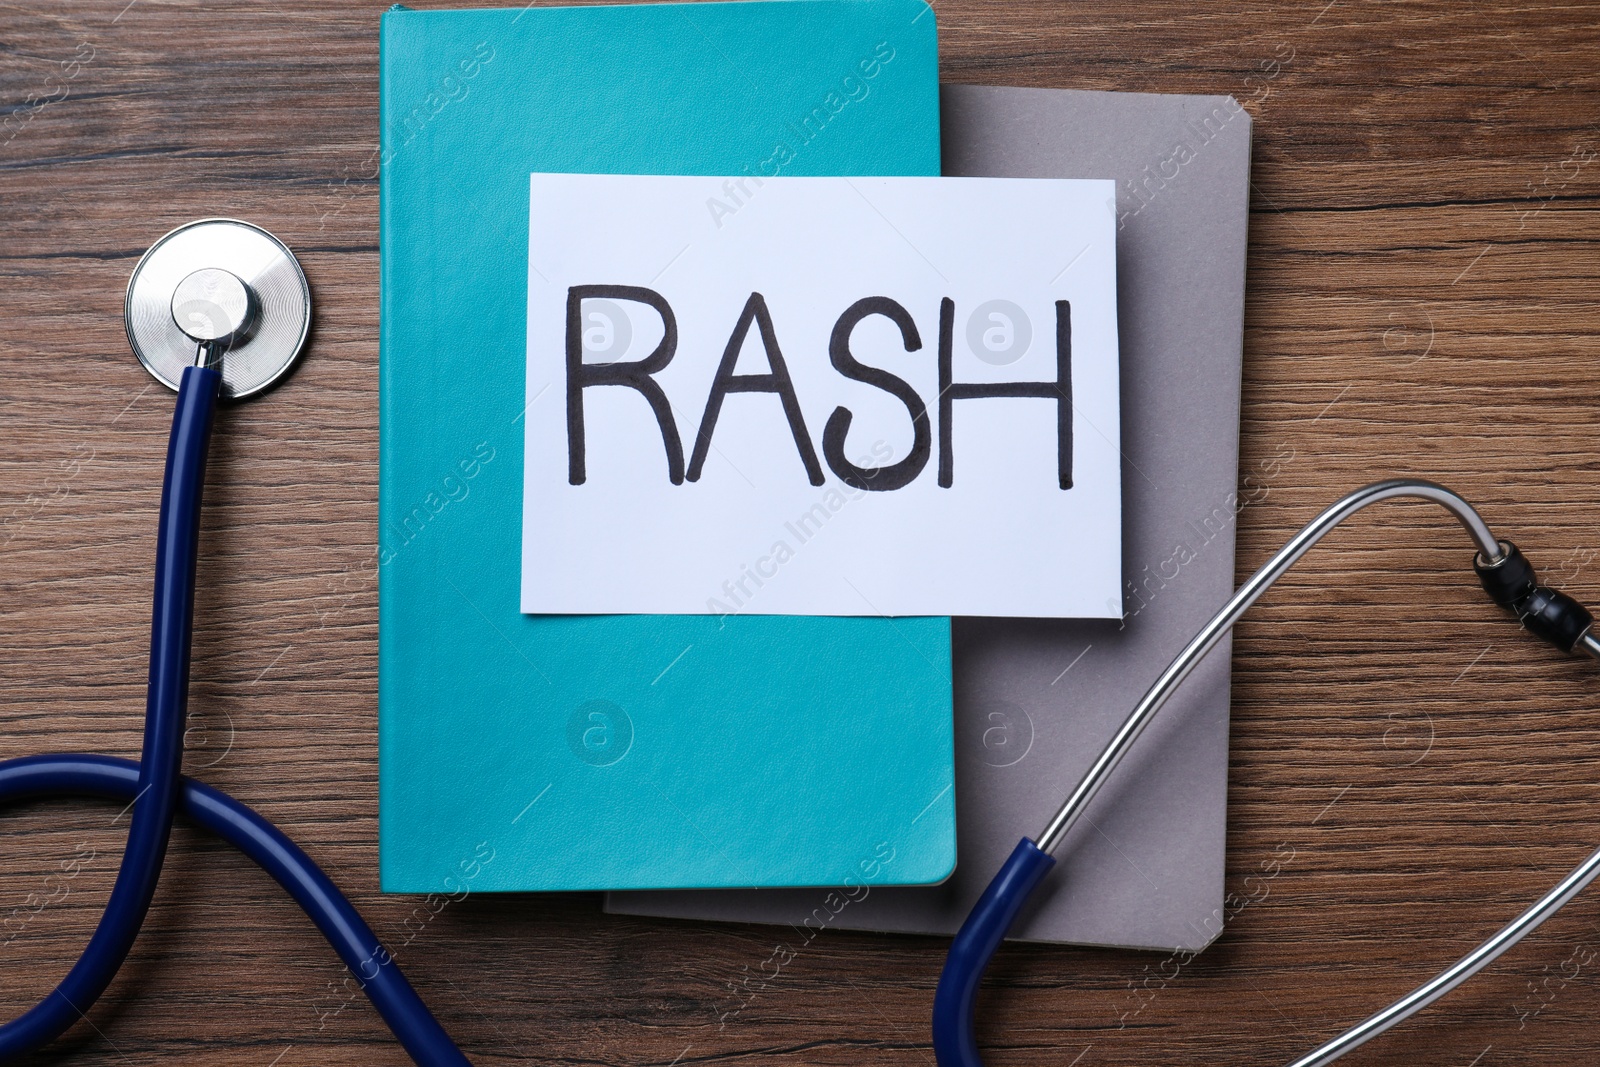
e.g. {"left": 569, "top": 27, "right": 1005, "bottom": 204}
{"left": 125, "top": 218, "right": 311, "bottom": 400}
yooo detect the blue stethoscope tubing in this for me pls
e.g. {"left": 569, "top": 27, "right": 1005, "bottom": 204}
{"left": 5, "top": 366, "right": 1599, "bottom": 1067}
{"left": 0, "top": 366, "right": 471, "bottom": 1065}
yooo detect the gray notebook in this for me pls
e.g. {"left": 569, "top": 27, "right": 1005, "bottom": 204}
{"left": 607, "top": 83, "right": 1253, "bottom": 950}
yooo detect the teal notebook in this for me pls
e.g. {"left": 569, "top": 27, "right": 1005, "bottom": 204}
{"left": 379, "top": 0, "right": 954, "bottom": 891}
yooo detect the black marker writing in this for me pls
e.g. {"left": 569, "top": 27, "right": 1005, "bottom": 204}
{"left": 565, "top": 285, "right": 684, "bottom": 485}
{"left": 938, "top": 299, "right": 1073, "bottom": 489}
{"left": 821, "top": 296, "right": 931, "bottom": 491}
{"left": 688, "top": 292, "right": 824, "bottom": 485}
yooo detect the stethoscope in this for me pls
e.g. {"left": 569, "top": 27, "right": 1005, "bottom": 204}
{"left": 1, "top": 219, "right": 1595, "bottom": 1067}
{"left": 935, "top": 482, "right": 1600, "bottom": 1067}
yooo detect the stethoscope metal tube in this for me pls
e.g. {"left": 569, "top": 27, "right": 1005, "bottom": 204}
{"left": 934, "top": 479, "right": 1600, "bottom": 1067}
{"left": 1286, "top": 839, "right": 1600, "bottom": 1067}
{"left": 1038, "top": 479, "right": 1505, "bottom": 854}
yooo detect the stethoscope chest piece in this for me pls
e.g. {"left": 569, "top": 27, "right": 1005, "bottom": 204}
{"left": 125, "top": 218, "right": 311, "bottom": 399}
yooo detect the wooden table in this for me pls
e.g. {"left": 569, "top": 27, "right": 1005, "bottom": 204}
{"left": 3, "top": 1, "right": 1599, "bottom": 1063}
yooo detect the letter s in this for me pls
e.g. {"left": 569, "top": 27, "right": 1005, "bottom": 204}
{"left": 821, "top": 297, "right": 930, "bottom": 491}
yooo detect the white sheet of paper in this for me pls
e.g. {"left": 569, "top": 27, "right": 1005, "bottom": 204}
{"left": 521, "top": 173, "right": 1121, "bottom": 618}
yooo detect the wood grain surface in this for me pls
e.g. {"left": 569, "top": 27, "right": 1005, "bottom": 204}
{"left": 3, "top": 1, "right": 1600, "bottom": 1064}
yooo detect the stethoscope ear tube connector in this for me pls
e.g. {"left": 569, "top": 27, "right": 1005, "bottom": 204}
{"left": 1475, "top": 539, "right": 1597, "bottom": 655}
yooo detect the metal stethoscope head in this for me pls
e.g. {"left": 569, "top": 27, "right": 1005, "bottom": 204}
{"left": 125, "top": 218, "right": 311, "bottom": 398}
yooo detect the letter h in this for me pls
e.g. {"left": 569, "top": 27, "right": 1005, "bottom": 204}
{"left": 937, "top": 299, "right": 1072, "bottom": 489}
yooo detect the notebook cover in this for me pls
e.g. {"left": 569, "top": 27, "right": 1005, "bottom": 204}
{"left": 378, "top": 0, "right": 954, "bottom": 892}
{"left": 610, "top": 83, "right": 1252, "bottom": 948}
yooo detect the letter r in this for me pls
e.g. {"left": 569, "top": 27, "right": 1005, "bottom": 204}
{"left": 565, "top": 285, "right": 685, "bottom": 485}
